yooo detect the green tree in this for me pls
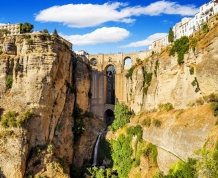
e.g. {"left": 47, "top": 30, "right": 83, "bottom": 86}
{"left": 109, "top": 102, "right": 131, "bottom": 132}
{"left": 43, "top": 29, "right": 48, "bottom": 33}
{"left": 53, "top": 28, "right": 58, "bottom": 36}
{"left": 21, "top": 22, "right": 34, "bottom": 33}
{"left": 168, "top": 27, "right": 174, "bottom": 43}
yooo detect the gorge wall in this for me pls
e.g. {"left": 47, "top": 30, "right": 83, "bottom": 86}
{"left": 0, "top": 33, "right": 103, "bottom": 178}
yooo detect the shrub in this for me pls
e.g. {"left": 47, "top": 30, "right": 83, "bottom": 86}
{"left": 169, "top": 36, "right": 189, "bottom": 65}
{"left": 17, "top": 110, "right": 34, "bottom": 127}
{"left": 154, "top": 60, "right": 159, "bottom": 77}
{"left": 153, "top": 119, "right": 161, "bottom": 127}
{"left": 125, "top": 66, "right": 135, "bottom": 80}
{"left": 109, "top": 102, "right": 131, "bottom": 132}
{"left": 167, "top": 158, "right": 197, "bottom": 178}
{"left": 6, "top": 75, "right": 13, "bottom": 89}
{"left": 142, "top": 117, "right": 151, "bottom": 127}
{"left": 83, "top": 111, "right": 95, "bottom": 118}
{"left": 73, "top": 104, "right": 85, "bottom": 142}
{"left": 111, "top": 134, "right": 133, "bottom": 178}
{"left": 144, "top": 143, "right": 158, "bottom": 166}
{"left": 0, "top": 111, "right": 17, "bottom": 128}
{"left": 126, "top": 125, "right": 143, "bottom": 142}
{"left": 158, "top": 102, "right": 173, "bottom": 111}
{"left": 211, "top": 102, "right": 218, "bottom": 117}
{"left": 189, "top": 66, "right": 194, "bottom": 75}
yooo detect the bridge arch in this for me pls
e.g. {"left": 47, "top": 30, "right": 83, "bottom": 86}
{"left": 90, "top": 58, "right": 98, "bottom": 66}
{"left": 123, "top": 56, "right": 132, "bottom": 70}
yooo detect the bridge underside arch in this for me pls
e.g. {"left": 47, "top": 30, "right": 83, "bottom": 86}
{"left": 104, "top": 109, "right": 115, "bottom": 126}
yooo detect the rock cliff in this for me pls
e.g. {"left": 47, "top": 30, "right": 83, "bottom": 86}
{"left": 0, "top": 33, "right": 102, "bottom": 178}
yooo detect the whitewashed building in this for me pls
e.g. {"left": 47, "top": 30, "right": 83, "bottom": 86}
{"left": 149, "top": 0, "right": 218, "bottom": 51}
{"left": 0, "top": 22, "right": 20, "bottom": 36}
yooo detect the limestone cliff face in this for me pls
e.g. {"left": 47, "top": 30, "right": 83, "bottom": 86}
{"left": 127, "top": 18, "right": 218, "bottom": 114}
{"left": 124, "top": 17, "right": 218, "bottom": 175}
{"left": 0, "top": 33, "right": 94, "bottom": 177}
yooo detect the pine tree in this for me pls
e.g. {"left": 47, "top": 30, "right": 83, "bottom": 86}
{"left": 168, "top": 27, "right": 174, "bottom": 43}
{"left": 53, "top": 28, "right": 58, "bottom": 36}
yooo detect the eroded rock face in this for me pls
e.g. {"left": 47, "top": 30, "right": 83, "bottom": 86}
{"left": 127, "top": 36, "right": 218, "bottom": 114}
{"left": 0, "top": 34, "right": 91, "bottom": 177}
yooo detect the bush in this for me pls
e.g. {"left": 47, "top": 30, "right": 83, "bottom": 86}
{"left": 211, "top": 102, "right": 218, "bottom": 117}
{"left": 144, "top": 143, "right": 158, "bottom": 166}
{"left": 189, "top": 66, "right": 194, "bottom": 75}
{"left": 109, "top": 102, "right": 131, "bottom": 132}
{"left": 169, "top": 36, "right": 189, "bottom": 65}
{"left": 73, "top": 104, "right": 85, "bottom": 142}
{"left": 153, "top": 119, "right": 161, "bottom": 127}
{"left": 6, "top": 75, "right": 13, "bottom": 89}
{"left": 126, "top": 125, "right": 143, "bottom": 142}
{"left": 17, "top": 110, "right": 34, "bottom": 127}
{"left": 125, "top": 66, "right": 135, "bottom": 80}
{"left": 142, "top": 117, "right": 151, "bottom": 127}
{"left": 158, "top": 102, "right": 173, "bottom": 111}
{"left": 0, "top": 111, "right": 17, "bottom": 128}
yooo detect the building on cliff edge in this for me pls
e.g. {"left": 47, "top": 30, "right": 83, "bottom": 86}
{"left": 149, "top": 0, "right": 218, "bottom": 53}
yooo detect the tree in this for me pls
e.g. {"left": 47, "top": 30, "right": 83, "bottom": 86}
{"left": 42, "top": 29, "right": 48, "bottom": 33}
{"left": 21, "top": 22, "right": 34, "bottom": 33}
{"left": 53, "top": 28, "right": 58, "bottom": 36}
{"left": 168, "top": 27, "right": 174, "bottom": 43}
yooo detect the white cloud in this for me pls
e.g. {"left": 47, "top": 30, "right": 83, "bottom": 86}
{"left": 0, "top": 23, "right": 6, "bottom": 26}
{"left": 120, "top": 33, "right": 168, "bottom": 48}
{"left": 35, "top": 1, "right": 198, "bottom": 28}
{"left": 60, "top": 27, "right": 130, "bottom": 45}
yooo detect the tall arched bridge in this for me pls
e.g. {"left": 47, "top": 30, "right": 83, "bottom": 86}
{"left": 86, "top": 51, "right": 151, "bottom": 125}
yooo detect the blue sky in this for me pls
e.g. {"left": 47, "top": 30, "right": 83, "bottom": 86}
{"left": 0, "top": 0, "right": 208, "bottom": 54}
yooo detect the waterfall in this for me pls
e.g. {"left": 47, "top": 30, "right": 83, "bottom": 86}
{"left": 92, "top": 134, "right": 102, "bottom": 166}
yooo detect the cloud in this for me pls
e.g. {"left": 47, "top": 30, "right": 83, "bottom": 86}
{"left": 120, "top": 33, "right": 168, "bottom": 48}
{"left": 35, "top": 1, "right": 198, "bottom": 28}
{"left": 0, "top": 23, "right": 6, "bottom": 26}
{"left": 60, "top": 27, "right": 130, "bottom": 45}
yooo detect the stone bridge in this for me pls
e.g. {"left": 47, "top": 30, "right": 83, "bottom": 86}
{"left": 86, "top": 50, "right": 152, "bottom": 124}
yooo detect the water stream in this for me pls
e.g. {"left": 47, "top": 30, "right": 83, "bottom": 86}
{"left": 92, "top": 134, "right": 102, "bottom": 166}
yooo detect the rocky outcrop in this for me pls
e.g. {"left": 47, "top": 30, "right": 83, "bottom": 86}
{"left": 0, "top": 33, "right": 94, "bottom": 177}
{"left": 127, "top": 23, "right": 218, "bottom": 114}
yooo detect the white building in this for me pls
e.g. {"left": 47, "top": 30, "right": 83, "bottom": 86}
{"left": 150, "top": 0, "right": 218, "bottom": 51}
{"left": 0, "top": 22, "right": 20, "bottom": 36}
{"left": 75, "top": 50, "right": 89, "bottom": 55}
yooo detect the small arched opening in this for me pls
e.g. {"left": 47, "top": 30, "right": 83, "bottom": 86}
{"left": 124, "top": 57, "right": 132, "bottom": 70}
{"left": 104, "top": 109, "right": 115, "bottom": 126}
{"left": 90, "top": 58, "right": 98, "bottom": 66}
{"left": 105, "top": 65, "right": 116, "bottom": 104}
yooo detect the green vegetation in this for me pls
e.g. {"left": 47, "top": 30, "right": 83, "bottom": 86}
{"left": 169, "top": 36, "right": 189, "bottom": 65}
{"left": 144, "top": 143, "right": 158, "bottom": 166}
{"left": 0, "top": 111, "right": 17, "bottom": 128}
{"left": 153, "top": 141, "right": 218, "bottom": 178}
{"left": 6, "top": 75, "right": 13, "bottom": 89}
{"left": 211, "top": 102, "right": 218, "bottom": 117}
{"left": 109, "top": 102, "right": 131, "bottom": 132}
{"left": 21, "top": 22, "right": 34, "bottom": 33}
{"left": 142, "top": 117, "right": 151, "bottom": 127}
{"left": 168, "top": 27, "right": 174, "bottom": 43}
{"left": 189, "top": 66, "right": 194, "bottom": 75}
{"left": 201, "top": 22, "right": 209, "bottom": 33}
{"left": 126, "top": 125, "right": 143, "bottom": 142}
{"left": 52, "top": 28, "right": 58, "bottom": 36}
{"left": 0, "top": 110, "right": 34, "bottom": 128}
{"left": 143, "top": 69, "right": 153, "bottom": 95}
{"left": 73, "top": 104, "right": 85, "bottom": 142}
{"left": 125, "top": 66, "right": 135, "bottom": 80}
{"left": 191, "top": 77, "right": 200, "bottom": 91}
{"left": 158, "top": 102, "right": 173, "bottom": 112}
{"left": 154, "top": 60, "right": 159, "bottom": 77}
{"left": 16, "top": 110, "right": 34, "bottom": 127}
{"left": 152, "top": 119, "right": 162, "bottom": 127}
{"left": 111, "top": 134, "right": 133, "bottom": 178}
{"left": 189, "top": 37, "right": 198, "bottom": 52}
